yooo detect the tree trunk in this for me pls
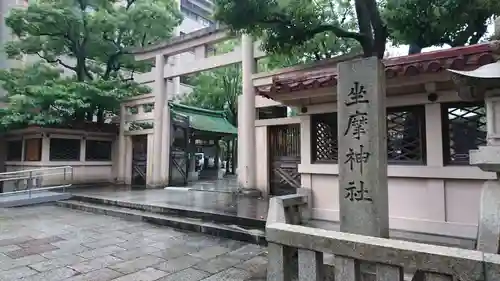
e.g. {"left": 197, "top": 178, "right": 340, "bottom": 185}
{"left": 96, "top": 108, "right": 104, "bottom": 124}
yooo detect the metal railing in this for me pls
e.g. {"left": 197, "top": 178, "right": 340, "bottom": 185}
{"left": 0, "top": 166, "right": 74, "bottom": 198}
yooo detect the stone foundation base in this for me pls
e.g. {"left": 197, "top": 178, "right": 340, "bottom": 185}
{"left": 188, "top": 171, "right": 199, "bottom": 182}
{"left": 239, "top": 187, "right": 261, "bottom": 197}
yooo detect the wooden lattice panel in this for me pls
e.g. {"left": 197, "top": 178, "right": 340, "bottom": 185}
{"left": 443, "top": 102, "right": 487, "bottom": 164}
{"left": 386, "top": 107, "right": 426, "bottom": 163}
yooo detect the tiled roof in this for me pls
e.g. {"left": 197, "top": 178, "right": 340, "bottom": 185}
{"left": 256, "top": 41, "right": 500, "bottom": 97}
{"left": 170, "top": 102, "right": 237, "bottom": 135}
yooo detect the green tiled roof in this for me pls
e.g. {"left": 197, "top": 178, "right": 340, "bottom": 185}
{"left": 169, "top": 102, "right": 237, "bottom": 135}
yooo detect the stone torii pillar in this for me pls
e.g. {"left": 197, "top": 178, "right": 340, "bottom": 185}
{"left": 238, "top": 34, "right": 259, "bottom": 196}
{"left": 448, "top": 39, "right": 500, "bottom": 253}
{"left": 151, "top": 54, "right": 168, "bottom": 187}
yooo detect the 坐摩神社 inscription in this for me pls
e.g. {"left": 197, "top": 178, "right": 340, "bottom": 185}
{"left": 337, "top": 57, "right": 389, "bottom": 237}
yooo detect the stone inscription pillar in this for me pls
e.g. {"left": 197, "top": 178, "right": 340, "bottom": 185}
{"left": 337, "top": 57, "right": 389, "bottom": 238}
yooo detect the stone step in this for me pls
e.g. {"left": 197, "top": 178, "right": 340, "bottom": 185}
{"left": 56, "top": 200, "right": 266, "bottom": 246}
{"left": 69, "top": 194, "right": 266, "bottom": 231}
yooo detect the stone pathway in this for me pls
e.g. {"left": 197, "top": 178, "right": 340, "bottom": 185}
{"left": 0, "top": 205, "right": 267, "bottom": 281}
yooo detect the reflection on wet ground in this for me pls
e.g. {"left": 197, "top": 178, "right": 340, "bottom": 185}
{"left": 69, "top": 178, "right": 268, "bottom": 221}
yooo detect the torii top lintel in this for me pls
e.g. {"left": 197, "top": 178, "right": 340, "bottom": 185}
{"left": 130, "top": 24, "right": 229, "bottom": 61}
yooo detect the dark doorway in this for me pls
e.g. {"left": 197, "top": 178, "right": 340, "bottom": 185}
{"left": 269, "top": 124, "right": 301, "bottom": 196}
{"left": 169, "top": 113, "right": 190, "bottom": 186}
{"left": 131, "top": 135, "right": 148, "bottom": 186}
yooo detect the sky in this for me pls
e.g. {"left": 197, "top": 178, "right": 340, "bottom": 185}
{"left": 385, "top": 23, "right": 496, "bottom": 57}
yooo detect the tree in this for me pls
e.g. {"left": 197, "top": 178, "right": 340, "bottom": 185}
{"left": 182, "top": 0, "right": 361, "bottom": 121}
{"left": 180, "top": 64, "right": 241, "bottom": 126}
{"left": 0, "top": 0, "right": 182, "bottom": 129}
{"left": 214, "top": 0, "right": 388, "bottom": 58}
{"left": 384, "top": 0, "right": 500, "bottom": 49}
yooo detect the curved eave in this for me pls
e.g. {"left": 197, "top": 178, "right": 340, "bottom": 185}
{"left": 447, "top": 61, "right": 500, "bottom": 79}
{"left": 255, "top": 42, "right": 500, "bottom": 105}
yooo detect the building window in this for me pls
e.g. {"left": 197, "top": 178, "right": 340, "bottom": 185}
{"left": 6, "top": 140, "right": 22, "bottom": 161}
{"left": 311, "top": 113, "right": 338, "bottom": 163}
{"left": 85, "top": 140, "right": 113, "bottom": 161}
{"left": 442, "top": 102, "right": 486, "bottom": 165}
{"left": 49, "top": 138, "right": 81, "bottom": 161}
{"left": 387, "top": 106, "right": 426, "bottom": 164}
{"left": 311, "top": 106, "right": 426, "bottom": 164}
{"left": 24, "top": 138, "right": 42, "bottom": 161}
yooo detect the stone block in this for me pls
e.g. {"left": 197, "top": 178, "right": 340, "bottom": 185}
{"left": 156, "top": 268, "right": 210, "bottom": 281}
{"left": 234, "top": 255, "right": 267, "bottom": 279}
{"left": 63, "top": 268, "right": 123, "bottom": 281}
{"left": 0, "top": 253, "right": 47, "bottom": 271}
{"left": 199, "top": 267, "right": 252, "bottom": 281}
{"left": 193, "top": 254, "right": 243, "bottom": 273}
{"left": 18, "top": 236, "right": 65, "bottom": 248}
{"left": 267, "top": 242, "right": 296, "bottom": 281}
{"left": 469, "top": 146, "right": 500, "bottom": 172}
{"left": 77, "top": 245, "right": 125, "bottom": 259}
{"left": 375, "top": 264, "right": 403, "bottom": 281}
{"left": 476, "top": 180, "right": 500, "bottom": 253}
{"left": 153, "top": 254, "right": 202, "bottom": 273}
{"left": 337, "top": 56, "right": 389, "bottom": 238}
{"left": 28, "top": 254, "right": 86, "bottom": 272}
{"left": 110, "top": 255, "right": 166, "bottom": 274}
{"left": 266, "top": 223, "right": 485, "bottom": 280}
{"left": 335, "top": 256, "right": 359, "bottom": 281}
{"left": 17, "top": 267, "right": 78, "bottom": 281}
{"left": 0, "top": 266, "right": 37, "bottom": 280}
{"left": 298, "top": 249, "right": 324, "bottom": 281}
{"left": 110, "top": 267, "right": 168, "bottom": 281}
{"left": 5, "top": 243, "right": 59, "bottom": 258}
{"left": 484, "top": 253, "right": 500, "bottom": 281}
{"left": 189, "top": 245, "right": 230, "bottom": 260}
{"left": 112, "top": 246, "right": 161, "bottom": 260}
{"left": 69, "top": 255, "right": 123, "bottom": 273}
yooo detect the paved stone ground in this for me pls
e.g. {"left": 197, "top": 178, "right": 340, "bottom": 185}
{"left": 0, "top": 205, "right": 267, "bottom": 281}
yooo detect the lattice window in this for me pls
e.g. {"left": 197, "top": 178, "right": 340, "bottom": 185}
{"left": 6, "top": 140, "right": 22, "bottom": 161}
{"left": 442, "top": 102, "right": 486, "bottom": 165}
{"left": 387, "top": 106, "right": 426, "bottom": 164}
{"left": 85, "top": 140, "right": 112, "bottom": 161}
{"left": 311, "top": 113, "right": 338, "bottom": 163}
{"left": 49, "top": 138, "right": 81, "bottom": 161}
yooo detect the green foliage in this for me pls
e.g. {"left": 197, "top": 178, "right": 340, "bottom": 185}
{"left": 178, "top": 41, "right": 241, "bottom": 126}
{"left": 180, "top": 64, "right": 241, "bottom": 126}
{"left": 215, "top": 0, "right": 387, "bottom": 58}
{"left": 0, "top": 63, "right": 149, "bottom": 129}
{"left": 384, "top": 0, "right": 500, "bottom": 48}
{"left": 0, "top": 0, "right": 182, "bottom": 129}
{"left": 215, "top": 0, "right": 498, "bottom": 58}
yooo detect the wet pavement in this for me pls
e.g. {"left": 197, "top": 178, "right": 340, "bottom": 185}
{"left": 178, "top": 177, "right": 241, "bottom": 193}
{"left": 69, "top": 180, "right": 269, "bottom": 221}
{"left": 0, "top": 205, "right": 267, "bottom": 281}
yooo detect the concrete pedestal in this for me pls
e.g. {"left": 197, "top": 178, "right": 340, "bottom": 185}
{"left": 470, "top": 146, "right": 500, "bottom": 253}
{"left": 189, "top": 171, "right": 199, "bottom": 182}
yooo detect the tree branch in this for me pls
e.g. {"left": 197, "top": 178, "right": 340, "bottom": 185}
{"left": 311, "top": 24, "right": 364, "bottom": 42}
{"left": 36, "top": 52, "right": 77, "bottom": 71}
